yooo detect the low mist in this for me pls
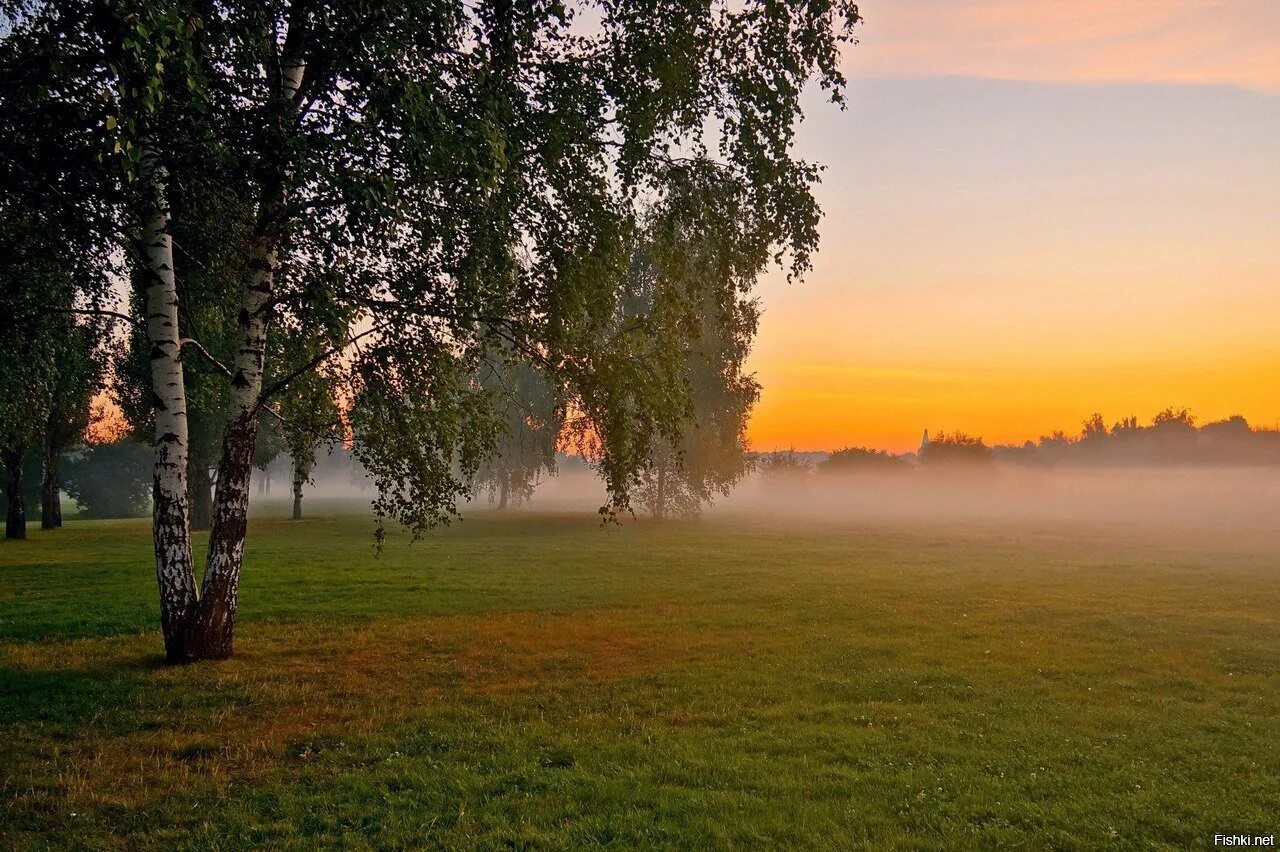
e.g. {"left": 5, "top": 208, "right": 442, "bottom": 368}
{"left": 276, "top": 454, "right": 1279, "bottom": 544}
{"left": 719, "top": 465, "right": 1280, "bottom": 533}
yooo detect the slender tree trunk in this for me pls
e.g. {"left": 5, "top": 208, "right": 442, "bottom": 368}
{"left": 40, "top": 436, "right": 61, "bottom": 529}
{"left": 497, "top": 477, "right": 509, "bottom": 510}
{"left": 291, "top": 458, "right": 304, "bottom": 520}
{"left": 4, "top": 447, "right": 26, "bottom": 540}
{"left": 654, "top": 462, "right": 666, "bottom": 521}
{"left": 192, "top": 73, "right": 303, "bottom": 657}
{"left": 183, "top": 49, "right": 305, "bottom": 660}
{"left": 140, "top": 152, "right": 200, "bottom": 661}
{"left": 189, "top": 245, "right": 272, "bottom": 656}
{"left": 189, "top": 221, "right": 282, "bottom": 657}
{"left": 188, "top": 449, "right": 213, "bottom": 531}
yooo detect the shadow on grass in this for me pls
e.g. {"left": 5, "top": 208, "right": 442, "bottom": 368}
{"left": 0, "top": 654, "right": 160, "bottom": 729}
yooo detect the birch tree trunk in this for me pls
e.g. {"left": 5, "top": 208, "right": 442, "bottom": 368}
{"left": 291, "top": 457, "right": 304, "bottom": 520}
{"left": 140, "top": 151, "right": 200, "bottom": 660}
{"left": 3, "top": 447, "right": 25, "bottom": 540}
{"left": 497, "top": 477, "right": 509, "bottom": 510}
{"left": 190, "top": 232, "right": 277, "bottom": 657}
{"left": 654, "top": 462, "right": 666, "bottom": 521}
{"left": 187, "top": 54, "right": 305, "bottom": 659}
{"left": 40, "top": 435, "right": 61, "bottom": 529}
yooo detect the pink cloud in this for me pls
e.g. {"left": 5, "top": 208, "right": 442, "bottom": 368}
{"left": 850, "top": 0, "right": 1280, "bottom": 90}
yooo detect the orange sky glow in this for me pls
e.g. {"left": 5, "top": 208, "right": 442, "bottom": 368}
{"left": 745, "top": 0, "right": 1280, "bottom": 453}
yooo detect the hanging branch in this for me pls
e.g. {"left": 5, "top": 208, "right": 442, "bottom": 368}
{"left": 45, "top": 307, "right": 142, "bottom": 329}
{"left": 180, "top": 337, "right": 234, "bottom": 378}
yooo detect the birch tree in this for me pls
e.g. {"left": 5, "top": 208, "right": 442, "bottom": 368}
{"left": 618, "top": 235, "right": 759, "bottom": 520}
{"left": 472, "top": 353, "right": 561, "bottom": 510}
{"left": 17, "top": 0, "right": 858, "bottom": 659}
{"left": 111, "top": 124, "right": 257, "bottom": 531}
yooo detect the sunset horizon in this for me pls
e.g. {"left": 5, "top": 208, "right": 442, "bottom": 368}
{"left": 744, "top": 0, "right": 1279, "bottom": 453}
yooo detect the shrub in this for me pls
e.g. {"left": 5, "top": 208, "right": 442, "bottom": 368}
{"left": 756, "top": 449, "right": 813, "bottom": 481}
{"left": 62, "top": 440, "right": 152, "bottom": 519}
{"left": 920, "top": 432, "right": 994, "bottom": 466}
{"left": 818, "top": 446, "right": 908, "bottom": 474}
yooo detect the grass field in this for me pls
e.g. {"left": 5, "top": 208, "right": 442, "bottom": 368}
{"left": 2, "top": 505, "right": 1279, "bottom": 849}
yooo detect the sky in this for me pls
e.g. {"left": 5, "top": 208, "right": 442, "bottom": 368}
{"left": 745, "top": 0, "right": 1280, "bottom": 452}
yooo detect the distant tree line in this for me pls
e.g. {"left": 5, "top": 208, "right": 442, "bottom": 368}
{"left": 751, "top": 408, "right": 1280, "bottom": 482}
{"left": 995, "top": 410, "right": 1280, "bottom": 468}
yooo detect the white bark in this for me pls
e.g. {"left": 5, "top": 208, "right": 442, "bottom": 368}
{"left": 196, "top": 53, "right": 307, "bottom": 655}
{"left": 140, "top": 150, "right": 199, "bottom": 657}
{"left": 199, "top": 241, "right": 275, "bottom": 606}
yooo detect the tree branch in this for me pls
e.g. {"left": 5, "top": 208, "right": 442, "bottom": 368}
{"left": 256, "top": 319, "right": 393, "bottom": 407}
{"left": 352, "top": 298, "right": 556, "bottom": 372}
{"left": 180, "top": 338, "right": 233, "bottom": 378}
{"left": 45, "top": 307, "right": 142, "bottom": 329}
{"left": 259, "top": 399, "right": 344, "bottom": 444}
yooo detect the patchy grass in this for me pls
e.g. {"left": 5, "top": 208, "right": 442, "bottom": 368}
{"left": 2, "top": 507, "right": 1279, "bottom": 848}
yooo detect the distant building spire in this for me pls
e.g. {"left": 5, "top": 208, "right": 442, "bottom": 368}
{"left": 919, "top": 429, "right": 930, "bottom": 455}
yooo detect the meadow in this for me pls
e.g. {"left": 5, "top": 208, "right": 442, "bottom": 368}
{"left": 2, "top": 504, "right": 1279, "bottom": 849}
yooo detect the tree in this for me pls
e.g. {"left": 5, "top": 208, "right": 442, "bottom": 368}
{"left": 62, "top": 438, "right": 153, "bottom": 519}
{"left": 105, "top": 23, "right": 257, "bottom": 533}
{"left": 1152, "top": 407, "right": 1196, "bottom": 429}
{"left": 757, "top": 449, "right": 813, "bottom": 482}
{"left": 920, "top": 432, "right": 994, "bottom": 467}
{"left": 252, "top": 412, "right": 286, "bottom": 499}
{"left": 0, "top": 294, "right": 54, "bottom": 540}
{"left": 1112, "top": 416, "right": 1140, "bottom": 434}
{"left": 1148, "top": 406, "right": 1198, "bottom": 460}
{"left": 0, "top": 317, "right": 101, "bottom": 536}
{"left": 0, "top": 7, "right": 116, "bottom": 539}
{"left": 0, "top": 220, "right": 105, "bottom": 542}
{"left": 472, "top": 354, "right": 561, "bottom": 511}
{"left": 39, "top": 320, "right": 108, "bottom": 528}
{"left": 20, "top": 0, "right": 857, "bottom": 659}
{"left": 1081, "top": 412, "right": 1108, "bottom": 440}
{"left": 288, "top": 441, "right": 315, "bottom": 520}
{"left": 998, "top": 409, "right": 1280, "bottom": 468}
{"left": 818, "top": 446, "right": 909, "bottom": 475}
{"left": 625, "top": 248, "right": 759, "bottom": 520}
{"left": 278, "top": 369, "right": 341, "bottom": 521}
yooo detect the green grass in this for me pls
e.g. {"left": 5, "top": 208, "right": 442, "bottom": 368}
{"left": 2, "top": 505, "right": 1279, "bottom": 849}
